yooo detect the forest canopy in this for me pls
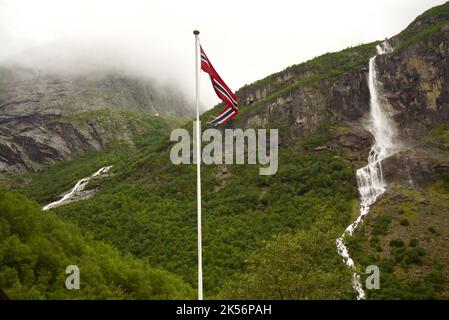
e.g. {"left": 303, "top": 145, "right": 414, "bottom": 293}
{"left": 0, "top": 186, "right": 194, "bottom": 299}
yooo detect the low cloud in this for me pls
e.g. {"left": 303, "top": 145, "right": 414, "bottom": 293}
{"left": 0, "top": 0, "right": 446, "bottom": 110}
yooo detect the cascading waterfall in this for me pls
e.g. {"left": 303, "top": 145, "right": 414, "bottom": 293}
{"left": 336, "top": 41, "right": 400, "bottom": 300}
{"left": 42, "top": 165, "right": 112, "bottom": 211}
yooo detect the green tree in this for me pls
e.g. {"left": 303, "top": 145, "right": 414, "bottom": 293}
{"left": 0, "top": 186, "right": 194, "bottom": 299}
{"left": 219, "top": 218, "right": 354, "bottom": 299}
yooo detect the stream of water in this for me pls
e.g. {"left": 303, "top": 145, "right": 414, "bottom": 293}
{"left": 336, "top": 41, "right": 399, "bottom": 300}
{"left": 42, "top": 165, "right": 112, "bottom": 211}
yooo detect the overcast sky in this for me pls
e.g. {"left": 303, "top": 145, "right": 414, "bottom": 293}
{"left": 0, "top": 0, "right": 446, "bottom": 109}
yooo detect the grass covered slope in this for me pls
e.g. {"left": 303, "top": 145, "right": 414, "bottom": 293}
{"left": 0, "top": 186, "right": 194, "bottom": 299}
{"left": 54, "top": 108, "right": 187, "bottom": 148}
{"left": 393, "top": 1, "right": 449, "bottom": 49}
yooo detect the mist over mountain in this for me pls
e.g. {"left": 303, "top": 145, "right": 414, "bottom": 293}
{"left": 0, "top": 42, "right": 194, "bottom": 172}
{"left": 1, "top": 0, "right": 446, "bottom": 109}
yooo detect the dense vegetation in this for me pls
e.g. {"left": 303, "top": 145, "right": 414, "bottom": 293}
{"left": 22, "top": 150, "right": 124, "bottom": 204}
{"left": 23, "top": 129, "right": 358, "bottom": 297}
{"left": 0, "top": 186, "right": 194, "bottom": 299}
{"left": 6, "top": 91, "right": 361, "bottom": 299}
{"left": 15, "top": 110, "right": 184, "bottom": 204}
{"left": 219, "top": 217, "right": 354, "bottom": 299}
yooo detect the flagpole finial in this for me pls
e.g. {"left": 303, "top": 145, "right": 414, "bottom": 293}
{"left": 193, "top": 30, "right": 200, "bottom": 35}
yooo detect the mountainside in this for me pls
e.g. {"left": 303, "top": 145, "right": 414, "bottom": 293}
{"left": 217, "top": 2, "right": 449, "bottom": 298}
{"left": 0, "top": 66, "right": 192, "bottom": 173}
{"left": 0, "top": 186, "right": 194, "bottom": 299}
{"left": 1, "top": 2, "right": 449, "bottom": 300}
{"left": 225, "top": 3, "right": 449, "bottom": 181}
{"left": 230, "top": 42, "right": 376, "bottom": 143}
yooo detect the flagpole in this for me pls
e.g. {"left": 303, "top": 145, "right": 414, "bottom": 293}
{"left": 193, "top": 29, "right": 203, "bottom": 301}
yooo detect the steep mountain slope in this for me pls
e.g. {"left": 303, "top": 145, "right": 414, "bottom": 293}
{"left": 225, "top": 2, "right": 449, "bottom": 298}
{"left": 10, "top": 41, "right": 396, "bottom": 297}
{"left": 0, "top": 66, "right": 192, "bottom": 173}
{"left": 28, "top": 132, "right": 357, "bottom": 297}
{"left": 347, "top": 4, "right": 449, "bottom": 299}
{"left": 0, "top": 186, "right": 194, "bottom": 299}
{"left": 4, "top": 2, "right": 449, "bottom": 300}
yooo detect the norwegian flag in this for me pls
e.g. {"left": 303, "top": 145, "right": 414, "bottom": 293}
{"left": 200, "top": 45, "right": 238, "bottom": 126}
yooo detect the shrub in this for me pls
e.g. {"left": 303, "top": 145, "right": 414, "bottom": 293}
{"left": 442, "top": 173, "right": 449, "bottom": 192}
{"left": 409, "top": 239, "right": 418, "bottom": 247}
{"left": 428, "top": 226, "right": 437, "bottom": 234}
{"left": 372, "top": 215, "right": 392, "bottom": 236}
{"left": 393, "top": 246, "right": 426, "bottom": 266}
{"left": 390, "top": 239, "right": 405, "bottom": 248}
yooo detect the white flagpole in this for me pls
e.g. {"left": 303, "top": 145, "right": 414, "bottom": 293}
{"left": 193, "top": 29, "right": 203, "bottom": 300}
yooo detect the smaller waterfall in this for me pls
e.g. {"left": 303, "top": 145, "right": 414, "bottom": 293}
{"left": 42, "top": 166, "right": 112, "bottom": 211}
{"left": 336, "top": 41, "right": 400, "bottom": 300}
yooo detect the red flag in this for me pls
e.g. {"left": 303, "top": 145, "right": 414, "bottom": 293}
{"left": 200, "top": 45, "right": 238, "bottom": 126}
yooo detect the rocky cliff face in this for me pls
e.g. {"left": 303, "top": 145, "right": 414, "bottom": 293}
{"left": 0, "top": 67, "right": 192, "bottom": 172}
{"left": 376, "top": 8, "right": 449, "bottom": 186}
{"left": 231, "top": 66, "right": 371, "bottom": 145}
{"left": 379, "top": 21, "right": 449, "bottom": 139}
{"left": 214, "top": 4, "right": 449, "bottom": 186}
{"left": 227, "top": 44, "right": 375, "bottom": 142}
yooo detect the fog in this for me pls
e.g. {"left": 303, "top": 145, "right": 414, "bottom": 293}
{"left": 0, "top": 0, "right": 446, "bottom": 109}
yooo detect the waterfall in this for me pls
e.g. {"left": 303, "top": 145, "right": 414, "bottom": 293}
{"left": 42, "top": 165, "right": 112, "bottom": 211}
{"left": 336, "top": 41, "right": 399, "bottom": 300}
